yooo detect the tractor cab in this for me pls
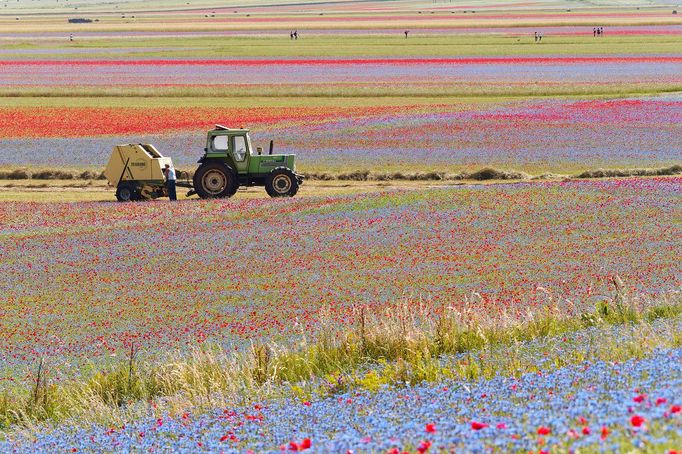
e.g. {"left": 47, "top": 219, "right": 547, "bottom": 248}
{"left": 202, "top": 126, "right": 253, "bottom": 173}
{"left": 193, "top": 125, "right": 303, "bottom": 199}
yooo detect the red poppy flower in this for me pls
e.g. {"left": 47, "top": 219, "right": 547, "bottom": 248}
{"left": 600, "top": 426, "right": 610, "bottom": 440}
{"left": 633, "top": 394, "right": 647, "bottom": 403}
{"left": 671, "top": 405, "right": 681, "bottom": 414}
{"left": 471, "top": 421, "right": 489, "bottom": 430}
{"left": 630, "top": 415, "right": 645, "bottom": 427}
{"left": 300, "top": 438, "right": 311, "bottom": 450}
{"left": 537, "top": 426, "right": 551, "bottom": 435}
{"left": 417, "top": 440, "right": 432, "bottom": 454}
{"left": 582, "top": 426, "right": 591, "bottom": 435}
{"left": 425, "top": 423, "right": 437, "bottom": 433}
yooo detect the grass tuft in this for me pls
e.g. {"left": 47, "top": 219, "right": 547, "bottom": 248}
{"left": 0, "top": 284, "right": 679, "bottom": 432}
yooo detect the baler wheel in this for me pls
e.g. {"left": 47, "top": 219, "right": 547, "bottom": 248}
{"left": 115, "top": 183, "right": 137, "bottom": 202}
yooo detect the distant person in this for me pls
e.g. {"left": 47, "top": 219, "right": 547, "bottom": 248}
{"left": 600, "top": 27, "right": 604, "bottom": 36}
{"left": 593, "top": 27, "right": 596, "bottom": 37}
{"left": 69, "top": 33, "right": 73, "bottom": 42}
{"left": 404, "top": 30, "right": 409, "bottom": 38}
{"left": 290, "top": 31, "right": 294, "bottom": 40}
{"left": 294, "top": 30, "right": 298, "bottom": 40}
{"left": 534, "top": 31, "right": 537, "bottom": 42}
{"left": 538, "top": 31, "right": 543, "bottom": 42}
{"left": 164, "top": 163, "right": 177, "bottom": 201}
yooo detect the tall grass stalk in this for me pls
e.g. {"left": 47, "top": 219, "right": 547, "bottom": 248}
{"left": 0, "top": 286, "right": 679, "bottom": 432}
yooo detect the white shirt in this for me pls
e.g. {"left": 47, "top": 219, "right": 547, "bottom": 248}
{"left": 166, "top": 167, "right": 176, "bottom": 181}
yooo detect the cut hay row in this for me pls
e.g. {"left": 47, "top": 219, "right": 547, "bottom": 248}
{"left": 1, "top": 165, "right": 679, "bottom": 183}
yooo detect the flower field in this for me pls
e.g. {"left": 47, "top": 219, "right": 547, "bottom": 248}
{"left": 6, "top": 321, "right": 681, "bottom": 452}
{"left": 3, "top": 56, "right": 682, "bottom": 86}
{"left": 1, "top": 96, "right": 680, "bottom": 172}
{"left": 0, "top": 177, "right": 681, "bottom": 450}
{"left": 1, "top": 0, "right": 682, "bottom": 450}
{"left": 1, "top": 178, "right": 680, "bottom": 379}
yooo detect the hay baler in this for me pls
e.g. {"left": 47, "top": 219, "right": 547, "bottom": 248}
{"left": 103, "top": 144, "right": 192, "bottom": 202}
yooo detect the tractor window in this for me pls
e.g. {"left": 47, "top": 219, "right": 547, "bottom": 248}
{"left": 212, "top": 135, "right": 229, "bottom": 151}
{"left": 232, "top": 136, "right": 247, "bottom": 162}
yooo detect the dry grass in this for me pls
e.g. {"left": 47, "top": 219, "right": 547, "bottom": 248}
{"left": 0, "top": 169, "right": 105, "bottom": 180}
{"left": 303, "top": 165, "right": 679, "bottom": 182}
{"left": 0, "top": 164, "right": 678, "bottom": 203}
{"left": 2, "top": 165, "right": 675, "bottom": 183}
{"left": 576, "top": 164, "right": 682, "bottom": 178}
{"left": 0, "top": 284, "right": 679, "bottom": 432}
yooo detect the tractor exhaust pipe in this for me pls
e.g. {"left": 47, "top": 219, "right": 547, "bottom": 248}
{"left": 269, "top": 140, "right": 274, "bottom": 155}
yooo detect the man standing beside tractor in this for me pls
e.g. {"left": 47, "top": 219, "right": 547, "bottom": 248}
{"left": 163, "top": 163, "right": 177, "bottom": 201}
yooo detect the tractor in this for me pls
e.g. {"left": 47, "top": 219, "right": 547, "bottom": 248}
{"left": 193, "top": 125, "right": 303, "bottom": 198}
{"left": 104, "top": 125, "right": 304, "bottom": 201}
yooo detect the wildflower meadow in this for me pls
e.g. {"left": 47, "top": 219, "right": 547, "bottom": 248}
{"left": 0, "top": 0, "right": 681, "bottom": 452}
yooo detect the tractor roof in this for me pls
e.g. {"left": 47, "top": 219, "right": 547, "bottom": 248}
{"left": 213, "top": 124, "right": 250, "bottom": 133}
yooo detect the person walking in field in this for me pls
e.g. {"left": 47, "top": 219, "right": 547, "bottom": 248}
{"left": 534, "top": 31, "right": 537, "bottom": 42}
{"left": 164, "top": 163, "right": 177, "bottom": 201}
{"left": 404, "top": 30, "right": 409, "bottom": 38}
{"left": 290, "top": 31, "right": 294, "bottom": 40}
{"left": 593, "top": 27, "right": 596, "bottom": 37}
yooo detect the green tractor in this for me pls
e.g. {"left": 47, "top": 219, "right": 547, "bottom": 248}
{"left": 192, "top": 125, "right": 304, "bottom": 199}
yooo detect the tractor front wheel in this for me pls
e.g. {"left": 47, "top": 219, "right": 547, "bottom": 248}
{"left": 115, "top": 183, "right": 138, "bottom": 202}
{"left": 265, "top": 167, "right": 299, "bottom": 197}
{"left": 193, "top": 162, "right": 238, "bottom": 199}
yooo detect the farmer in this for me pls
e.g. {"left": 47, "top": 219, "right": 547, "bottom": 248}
{"left": 164, "top": 163, "right": 177, "bottom": 201}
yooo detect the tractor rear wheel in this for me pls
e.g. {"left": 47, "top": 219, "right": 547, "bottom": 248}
{"left": 193, "top": 162, "right": 238, "bottom": 199}
{"left": 265, "top": 167, "right": 299, "bottom": 197}
{"left": 115, "top": 183, "right": 138, "bottom": 202}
